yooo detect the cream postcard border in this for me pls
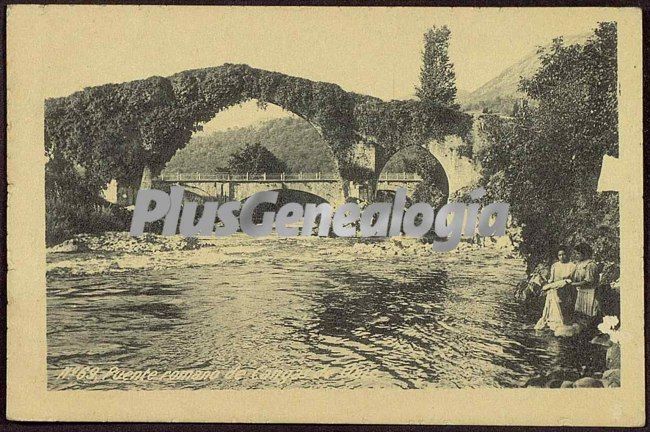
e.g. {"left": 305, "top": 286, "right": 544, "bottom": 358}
{"left": 6, "top": 5, "right": 645, "bottom": 425}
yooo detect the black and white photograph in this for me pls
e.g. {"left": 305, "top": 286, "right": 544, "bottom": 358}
{"left": 6, "top": 5, "right": 645, "bottom": 425}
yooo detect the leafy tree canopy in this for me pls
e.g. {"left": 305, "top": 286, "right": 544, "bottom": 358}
{"left": 415, "top": 26, "right": 459, "bottom": 108}
{"left": 228, "top": 143, "right": 287, "bottom": 174}
{"left": 476, "top": 22, "right": 619, "bottom": 268}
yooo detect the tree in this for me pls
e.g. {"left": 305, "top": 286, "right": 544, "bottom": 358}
{"left": 412, "top": 180, "right": 447, "bottom": 210}
{"left": 476, "top": 22, "right": 619, "bottom": 269}
{"left": 228, "top": 142, "right": 288, "bottom": 174}
{"left": 406, "top": 155, "right": 448, "bottom": 209}
{"left": 415, "top": 26, "right": 459, "bottom": 108}
{"left": 45, "top": 153, "right": 131, "bottom": 245}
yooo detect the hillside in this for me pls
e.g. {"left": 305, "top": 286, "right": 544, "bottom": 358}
{"left": 460, "top": 33, "right": 589, "bottom": 114}
{"left": 164, "top": 117, "right": 425, "bottom": 175}
{"left": 163, "top": 117, "right": 337, "bottom": 174}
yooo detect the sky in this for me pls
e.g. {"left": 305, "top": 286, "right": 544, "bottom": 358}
{"left": 37, "top": 6, "right": 618, "bottom": 132}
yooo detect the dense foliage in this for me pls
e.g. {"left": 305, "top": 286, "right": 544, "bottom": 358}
{"left": 45, "top": 76, "right": 187, "bottom": 190}
{"left": 383, "top": 147, "right": 449, "bottom": 208}
{"left": 415, "top": 26, "right": 459, "bottom": 108}
{"left": 476, "top": 22, "right": 619, "bottom": 269}
{"left": 45, "top": 156, "right": 131, "bottom": 246}
{"left": 227, "top": 143, "right": 287, "bottom": 174}
{"left": 164, "top": 118, "right": 338, "bottom": 174}
{"left": 355, "top": 99, "right": 472, "bottom": 166}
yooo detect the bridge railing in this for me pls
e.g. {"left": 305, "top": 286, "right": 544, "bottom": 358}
{"left": 378, "top": 172, "right": 422, "bottom": 181}
{"left": 156, "top": 172, "right": 421, "bottom": 182}
{"left": 157, "top": 172, "right": 341, "bottom": 182}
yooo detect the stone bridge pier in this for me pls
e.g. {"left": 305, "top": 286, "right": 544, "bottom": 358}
{"left": 374, "top": 178, "right": 421, "bottom": 199}
{"left": 426, "top": 134, "right": 482, "bottom": 197}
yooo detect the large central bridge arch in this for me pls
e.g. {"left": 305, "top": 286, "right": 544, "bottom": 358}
{"left": 165, "top": 64, "right": 370, "bottom": 184}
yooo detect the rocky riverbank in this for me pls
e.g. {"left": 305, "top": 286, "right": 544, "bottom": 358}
{"left": 523, "top": 325, "right": 621, "bottom": 388}
{"left": 523, "top": 365, "right": 620, "bottom": 388}
{"left": 48, "top": 232, "right": 210, "bottom": 254}
{"left": 46, "top": 231, "right": 524, "bottom": 278}
{"left": 49, "top": 230, "right": 521, "bottom": 256}
{"left": 348, "top": 232, "right": 521, "bottom": 258}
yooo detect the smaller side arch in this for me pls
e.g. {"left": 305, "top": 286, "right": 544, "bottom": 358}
{"left": 374, "top": 145, "right": 450, "bottom": 205}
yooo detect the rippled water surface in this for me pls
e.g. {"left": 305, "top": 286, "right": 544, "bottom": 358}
{"left": 47, "top": 235, "right": 595, "bottom": 389}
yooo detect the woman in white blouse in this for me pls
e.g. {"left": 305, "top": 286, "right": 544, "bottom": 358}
{"left": 534, "top": 246, "right": 576, "bottom": 331}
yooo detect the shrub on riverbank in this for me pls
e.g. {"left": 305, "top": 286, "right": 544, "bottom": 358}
{"left": 45, "top": 155, "right": 133, "bottom": 247}
{"left": 46, "top": 196, "right": 132, "bottom": 247}
{"left": 474, "top": 22, "right": 619, "bottom": 271}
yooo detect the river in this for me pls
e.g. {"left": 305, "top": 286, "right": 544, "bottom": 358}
{"left": 46, "top": 234, "right": 597, "bottom": 389}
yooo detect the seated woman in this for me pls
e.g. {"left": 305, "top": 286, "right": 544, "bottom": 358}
{"left": 534, "top": 246, "right": 576, "bottom": 330}
{"left": 571, "top": 242, "right": 600, "bottom": 319}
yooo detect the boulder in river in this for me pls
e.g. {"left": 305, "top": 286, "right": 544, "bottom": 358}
{"left": 573, "top": 377, "right": 604, "bottom": 388}
{"left": 48, "top": 238, "right": 89, "bottom": 253}
{"left": 523, "top": 375, "right": 547, "bottom": 388}
{"left": 553, "top": 323, "right": 583, "bottom": 338}
{"left": 546, "top": 368, "right": 581, "bottom": 382}
{"left": 606, "top": 343, "right": 621, "bottom": 370}
{"left": 544, "top": 379, "right": 564, "bottom": 388}
{"left": 602, "top": 368, "right": 620, "bottom": 387}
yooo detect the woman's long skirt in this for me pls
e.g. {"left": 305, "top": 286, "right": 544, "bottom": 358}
{"left": 575, "top": 288, "right": 599, "bottom": 317}
{"left": 534, "top": 290, "right": 565, "bottom": 330}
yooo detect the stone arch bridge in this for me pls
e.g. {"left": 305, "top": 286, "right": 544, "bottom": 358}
{"left": 49, "top": 63, "right": 484, "bottom": 205}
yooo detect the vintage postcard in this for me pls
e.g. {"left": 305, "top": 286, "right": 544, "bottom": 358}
{"left": 6, "top": 5, "right": 645, "bottom": 425}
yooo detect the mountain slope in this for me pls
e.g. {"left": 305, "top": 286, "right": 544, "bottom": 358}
{"left": 461, "top": 33, "right": 590, "bottom": 114}
{"left": 163, "top": 117, "right": 337, "bottom": 174}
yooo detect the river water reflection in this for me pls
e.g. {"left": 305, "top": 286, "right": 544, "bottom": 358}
{"left": 47, "top": 235, "right": 591, "bottom": 389}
